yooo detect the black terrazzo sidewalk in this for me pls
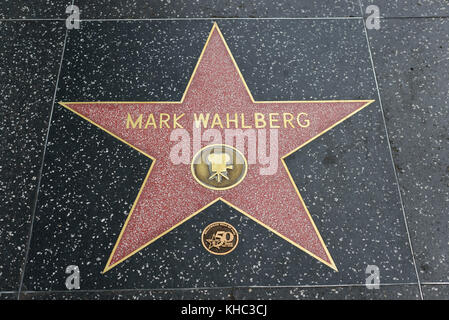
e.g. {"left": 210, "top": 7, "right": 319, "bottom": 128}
{"left": 1, "top": 0, "right": 448, "bottom": 300}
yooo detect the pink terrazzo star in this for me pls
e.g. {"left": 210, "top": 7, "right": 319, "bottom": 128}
{"left": 60, "top": 23, "right": 373, "bottom": 272}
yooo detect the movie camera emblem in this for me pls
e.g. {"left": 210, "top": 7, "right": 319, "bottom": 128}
{"left": 191, "top": 144, "right": 247, "bottom": 190}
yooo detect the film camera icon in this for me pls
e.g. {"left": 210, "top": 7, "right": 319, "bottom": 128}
{"left": 191, "top": 144, "right": 247, "bottom": 190}
{"left": 207, "top": 152, "right": 233, "bottom": 183}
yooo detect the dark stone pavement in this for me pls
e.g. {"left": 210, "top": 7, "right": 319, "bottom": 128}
{"left": 1, "top": 0, "right": 448, "bottom": 300}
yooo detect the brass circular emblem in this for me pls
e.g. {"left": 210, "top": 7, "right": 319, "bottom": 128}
{"left": 201, "top": 222, "right": 239, "bottom": 255}
{"left": 191, "top": 144, "right": 247, "bottom": 190}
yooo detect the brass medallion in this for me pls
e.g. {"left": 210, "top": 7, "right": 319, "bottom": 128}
{"left": 201, "top": 222, "right": 239, "bottom": 255}
{"left": 191, "top": 144, "right": 247, "bottom": 190}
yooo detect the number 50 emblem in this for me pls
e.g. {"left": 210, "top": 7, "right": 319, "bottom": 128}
{"left": 201, "top": 222, "right": 239, "bottom": 255}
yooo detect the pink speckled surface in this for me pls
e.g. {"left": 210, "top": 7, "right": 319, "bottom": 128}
{"left": 64, "top": 26, "right": 369, "bottom": 269}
